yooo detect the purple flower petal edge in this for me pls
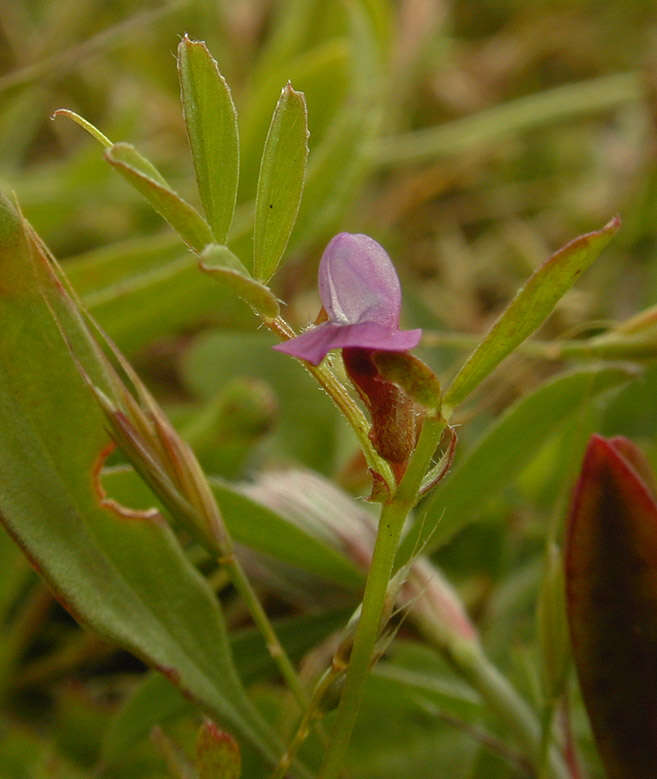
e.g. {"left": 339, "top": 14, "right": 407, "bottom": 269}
{"left": 273, "top": 322, "right": 422, "bottom": 366}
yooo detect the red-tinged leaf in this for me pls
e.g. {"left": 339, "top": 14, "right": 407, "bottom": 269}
{"left": 196, "top": 720, "right": 241, "bottom": 779}
{"left": 0, "top": 192, "right": 281, "bottom": 765}
{"left": 566, "top": 434, "right": 657, "bottom": 778}
{"left": 606, "top": 435, "right": 657, "bottom": 499}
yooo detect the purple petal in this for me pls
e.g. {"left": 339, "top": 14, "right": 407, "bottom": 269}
{"left": 319, "top": 233, "right": 402, "bottom": 328}
{"left": 273, "top": 321, "right": 422, "bottom": 366}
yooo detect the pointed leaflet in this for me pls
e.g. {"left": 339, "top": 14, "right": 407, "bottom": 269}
{"left": 253, "top": 83, "right": 308, "bottom": 281}
{"left": 444, "top": 217, "right": 621, "bottom": 411}
{"left": 105, "top": 142, "right": 213, "bottom": 252}
{"left": 0, "top": 193, "right": 280, "bottom": 764}
{"left": 566, "top": 435, "right": 657, "bottom": 778}
{"left": 238, "top": 38, "right": 349, "bottom": 203}
{"left": 178, "top": 36, "right": 239, "bottom": 243}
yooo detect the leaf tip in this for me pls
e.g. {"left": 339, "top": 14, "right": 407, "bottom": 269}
{"left": 179, "top": 33, "right": 204, "bottom": 53}
{"left": 605, "top": 214, "right": 622, "bottom": 233}
{"left": 282, "top": 80, "right": 306, "bottom": 104}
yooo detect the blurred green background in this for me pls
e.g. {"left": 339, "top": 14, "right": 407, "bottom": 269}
{"left": 2, "top": 0, "right": 657, "bottom": 776}
{"left": 3, "top": 0, "right": 657, "bottom": 424}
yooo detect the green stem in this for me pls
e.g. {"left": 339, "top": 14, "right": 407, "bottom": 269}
{"left": 272, "top": 665, "right": 339, "bottom": 779}
{"left": 319, "top": 416, "right": 446, "bottom": 778}
{"left": 538, "top": 702, "right": 557, "bottom": 779}
{"left": 226, "top": 556, "right": 312, "bottom": 715}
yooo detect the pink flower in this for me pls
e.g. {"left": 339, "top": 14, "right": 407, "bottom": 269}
{"left": 273, "top": 233, "right": 421, "bottom": 366}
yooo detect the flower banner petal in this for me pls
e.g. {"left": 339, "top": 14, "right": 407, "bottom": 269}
{"left": 319, "top": 233, "right": 403, "bottom": 327}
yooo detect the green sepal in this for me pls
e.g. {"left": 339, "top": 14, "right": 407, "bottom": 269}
{"left": 200, "top": 244, "right": 280, "bottom": 318}
{"left": 372, "top": 351, "right": 441, "bottom": 410}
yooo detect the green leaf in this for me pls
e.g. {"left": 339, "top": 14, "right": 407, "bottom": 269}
{"left": 51, "top": 108, "right": 113, "bottom": 148}
{"left": 399, "top": 365, "right": 638, "bottom": 564}
{"left": 253, "top": 83, "right": 308, "bottom": 281}
{"left": 105, "top": 142, "right": 213, "bottom": 252}
{"left": 177, "top": 36, "right": 239, "bottom": 243}
{"left": 212, "top": 479, "right": 364, "bottom": 591}
{"left": 566, "top": 435, "right": 657, "bottom": 778}
{"left": 100, "top": 467, "right": 363, "bottom": 592}
{"left": 444, "top": 217, "right": 622, "bottom": 411}
{"left": 200, "top": 244, "right": 279, "bottom": 318}
{"left": 102, "top": 609, "right": 350, "bottom": 766}
{"left": 0, "top": 192, "right": 280, "bottom": 764}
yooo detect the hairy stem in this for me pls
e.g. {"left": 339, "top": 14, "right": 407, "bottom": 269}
{"left": 319, "top": 416, "right": 446, "bottom": 778}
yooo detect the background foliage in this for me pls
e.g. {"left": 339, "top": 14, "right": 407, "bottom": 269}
{"left": 1, "top": 0, "right": 657, "bottom": 776}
